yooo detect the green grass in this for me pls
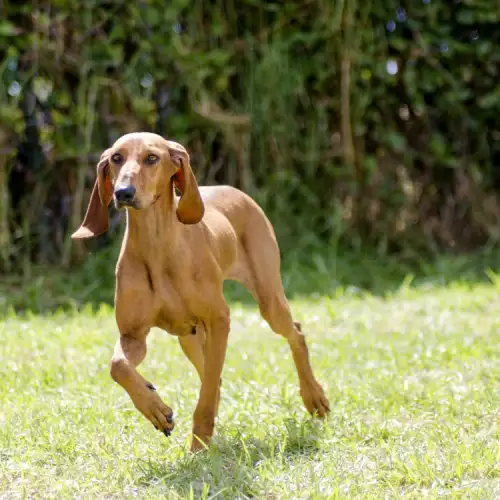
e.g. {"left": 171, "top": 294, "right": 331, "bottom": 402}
{"left": 5, "top": 244, "right": 500, "bottom": 314}
{"left": 1, "top": 273, "right": 499, "bottom": 498}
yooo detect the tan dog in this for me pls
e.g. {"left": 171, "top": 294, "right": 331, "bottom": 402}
{"left": 72, "top": 132, "right": 330, "bottom": 451}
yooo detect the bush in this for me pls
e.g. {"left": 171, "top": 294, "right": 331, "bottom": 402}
{"left": 1, "top": 1, "right": 500, "bottom": 274}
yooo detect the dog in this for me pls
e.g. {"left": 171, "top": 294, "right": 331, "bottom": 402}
{"left": 72, "top": 132, "right": 330, "bottom": 451}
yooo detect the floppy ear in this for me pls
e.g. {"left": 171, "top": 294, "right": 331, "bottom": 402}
{"left": 71, "top": 149, "right": 113, "bottom": 239}
{"left": 168, "top": 141, "right": 204, "bottom": 224}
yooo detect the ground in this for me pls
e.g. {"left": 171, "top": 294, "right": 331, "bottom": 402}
{"left": 0, "top": 278, "right": 499, "bottom": 498}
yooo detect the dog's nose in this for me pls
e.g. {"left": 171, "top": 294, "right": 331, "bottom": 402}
{"left": 114, "top": 185, "right": 136, "bottom": 204}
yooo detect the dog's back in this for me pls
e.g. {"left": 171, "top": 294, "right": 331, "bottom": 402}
{"left": 198, "top": 185, "right": 276, "bottom": 243}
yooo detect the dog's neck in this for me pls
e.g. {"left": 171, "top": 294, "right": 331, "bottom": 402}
{"left": 123, "top": 182, "right": 181, "bottom": 266}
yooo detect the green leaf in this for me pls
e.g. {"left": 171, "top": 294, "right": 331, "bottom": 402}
{"left": 0, "top": 21, "right": 21, "bottom": 36}
{"left": 386, "top": 132, "right": 405, "bottom": 152}
{"left": 478, "top": 92, "right": 500, "bottom": 109}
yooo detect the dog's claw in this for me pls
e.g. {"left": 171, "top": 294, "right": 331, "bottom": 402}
{"left": 167, "top": 414, "right": 173, "bottom": 424}
{"left": 164, "top": 428, "right": 171, "bottom": 437}
{"left": 146, "top": 382, "right": 156, "bottom": 391}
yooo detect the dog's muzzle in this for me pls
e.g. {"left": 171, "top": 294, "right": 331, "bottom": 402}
{"left": 114, "top": 185, "right": 136, "bottom": 207}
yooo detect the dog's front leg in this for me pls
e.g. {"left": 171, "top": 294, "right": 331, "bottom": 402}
{"left": 110, "top": 332, "right": 175, "bottom": 437}
{"left": 191, "top": 308, "right": 230, "bottom": 451}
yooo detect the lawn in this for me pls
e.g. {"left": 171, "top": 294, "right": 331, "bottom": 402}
{"left": 0, "top": 276, "right": 499, "bottom": 498}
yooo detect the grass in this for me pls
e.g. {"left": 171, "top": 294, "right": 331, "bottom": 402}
{"left": 1, "top": 257, "right": 500, "bottom": 498}
{"left": 5, "top": 243, "right": 500, "bottom": 314}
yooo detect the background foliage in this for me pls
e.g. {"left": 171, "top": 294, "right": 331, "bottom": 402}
{"left": 1, "top": 0, "right": 500, "bottom": 277}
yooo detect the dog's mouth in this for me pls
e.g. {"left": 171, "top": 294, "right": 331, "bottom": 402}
{"left": 114, "top": 199, "right": 139, "bottom": 210}
{"left": 114, "top": 195, "right": 160, "bottom": 211}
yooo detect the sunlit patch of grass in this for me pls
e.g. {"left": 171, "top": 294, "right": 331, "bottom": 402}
{"left": 0, "top": 278, "right": 499, "bottom": 498}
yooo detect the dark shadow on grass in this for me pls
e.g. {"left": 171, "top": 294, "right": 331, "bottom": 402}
{"left": 134, "top": 417, "right": 327, "bottom": 497}
{"left": 3, "top": 244, "right": 500, "bottom": 315}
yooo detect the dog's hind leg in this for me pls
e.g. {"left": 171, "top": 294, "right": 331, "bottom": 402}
{"left": 230, "top": 218, "right": 330, "bottom": 417}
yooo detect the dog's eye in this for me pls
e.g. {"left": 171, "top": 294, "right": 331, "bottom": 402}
{"left": 145, "top": 154, "right": 159, "bottom": 165}
{"left": 111, "top": 153, "right": 123, "bottom": 164}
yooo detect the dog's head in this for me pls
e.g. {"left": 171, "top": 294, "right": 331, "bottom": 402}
{"left": 72, "top": 133, "right": 204, "bottom": 239}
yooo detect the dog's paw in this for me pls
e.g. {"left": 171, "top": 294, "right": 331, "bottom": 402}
{"left": 134, "top": 387, "right": 175, "bottom": 436}
{"left": 301, "top": 381, "right": 330, "bottom": 418}
{"left": 190, "top": 434, "right": 210, "bottom": 452}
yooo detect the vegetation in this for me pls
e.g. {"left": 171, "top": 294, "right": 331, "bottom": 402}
{"left": 3, "top": 241, "right": 500, "bottom": 315}
{"left": 1, "top": 2, "right": 500, "bottom": 496}
{"left": 2, "top": 1, "right": 500, "bottom": 275}
{"left": 1, "top": 270, "right": 499, "bottom": 498}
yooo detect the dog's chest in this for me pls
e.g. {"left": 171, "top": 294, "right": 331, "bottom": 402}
{"left": 156, "top": 312, "right": 197, "bottom": 337}
{"left": 153, "top": 281, "right": 199, "bottom": 337}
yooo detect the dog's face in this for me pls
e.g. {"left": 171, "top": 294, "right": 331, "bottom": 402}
{"left": 71, "top": 132, "right": 204, "bottom": 240}
{"left": 106, "top": 133, "right": 180, "bottom": 210}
